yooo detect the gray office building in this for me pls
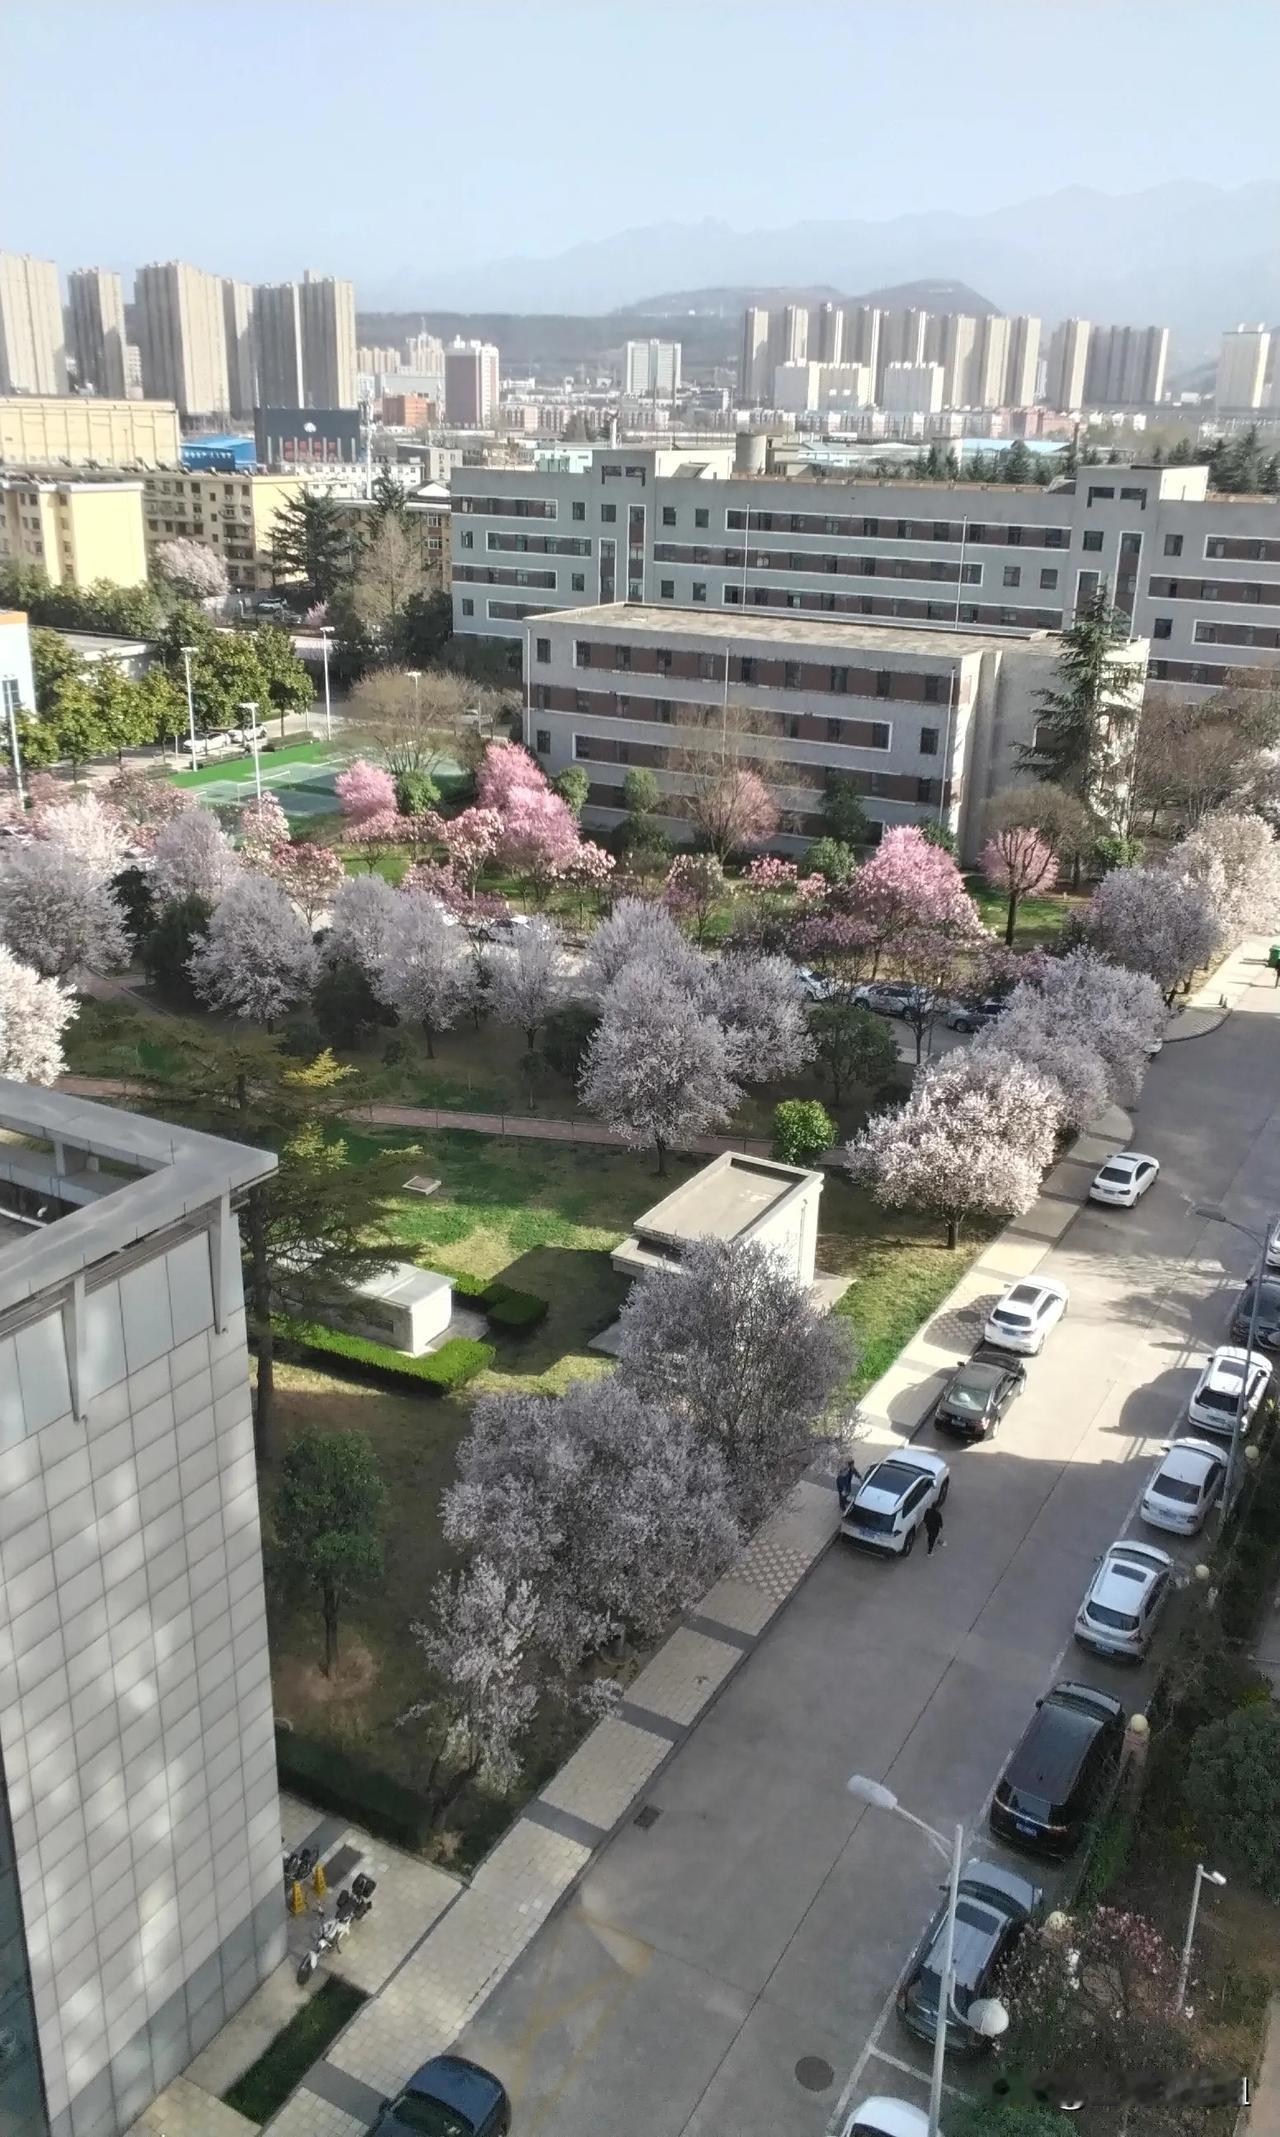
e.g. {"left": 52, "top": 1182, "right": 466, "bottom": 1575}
{"left": 0, "top": 1084, "right": 283, "bottom": 2137}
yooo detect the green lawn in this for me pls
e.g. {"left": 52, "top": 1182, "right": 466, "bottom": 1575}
{"left": 170, "top": 737, "right": 333, "bottom": 787}
{"left": 965, "top": 874, "right": 1088, "bottom": 950}
{"left": 222, "top": 1977, "right": 365, "bottom": 2123}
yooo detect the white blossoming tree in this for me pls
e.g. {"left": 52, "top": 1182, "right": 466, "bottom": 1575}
{"left": 324, "top": 871, "right": 399, "bottom": 978}
{"left": 580, "top": 896, "right": 708, "bottom": 1000}
{"left": 406, "top": 1560, "right": 540, "bottom": 1821}
{"left": 1033, "top": 948, "right": 1166, "bottom": 1102}
{"left": 33, "top": 793, "right": 128, "bottom": 878}
{"left": 974, "top": 999, "right": 1110, "bottom": 1133}
{"left": 150, "top": 808, "right": 240, "bottom": 909}
{"left": 918, "top": 1049, "right": 1063, "bottom": 1172}
{"left": 714, "top": 952, "right": 815, "bottom": 1083}
{"left": 486, "top": 916, "right": 566, "bottom": 1051}
{"left": 614, "top": 1237, "right": 858, "bottom": 1527}
{"left": 0, "top": 947, "right": 77, "bottom": 1082}
{"left": 847, "top": 1079, "right": 1044, "bottom": 1249}
{"left": 0, "top": 845, "right": 130, "bottom": 980}
{"left": 1087, "top": 864, "right": 1224, "bottom": 1000}
{"left": 579, "top": 964, "right": 738, "bottom": 1174}
{"left": 1170, "top": 809, "right": 1280, "bottom": 941}
{"left": 374, "top": 890, "right": 477, "bottom": 1055}
{"left": 188, "top": 877, "right": 317, "bottom": 1026}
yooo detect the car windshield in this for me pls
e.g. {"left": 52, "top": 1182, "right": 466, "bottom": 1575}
{"left": 917, "top": 1900, "right": 1001, "bottom": 2015}
{"left": 848, "top": 1506, "right": 897, "bottom": 1534}
{"left": 1153, "top": 1473, "right": 1200, "bottom": 1504}
{"left": 1006, "top": 1787, "right": 1052, "bottom": 1822}
{"left": 992, "top": 1308, "right": 1030, "bottom": 1328}
{"left": 1088, "top": 1600, "right": 1139, "bottom": 1631}
{"left": 1097, "top": 1166, "right": 1130, "bottom": 1184}
{"left": 1008, "top": 1285, "right": 1041, "bottom": 1305}
{"left": 1198, "top": 1382, "right": 1241, "bottom": 1414}
{"left": 391, "top": 2098, "right": 476, "bottom": 2137}
{"left": 948, "top": 1381, "right": 988, "bottom": 1412}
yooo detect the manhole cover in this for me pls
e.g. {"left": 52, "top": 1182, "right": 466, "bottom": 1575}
{"left": 795, "top": 2057, "right": 835, "bottom": 2094}
{"left": 633, "top": 1804, "right": 662, "bottom": 1830}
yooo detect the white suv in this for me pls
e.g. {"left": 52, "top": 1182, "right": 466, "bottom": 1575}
{"left": 840, "top": 1452, "right": 950, "bottom": 1557}
{"left": 983, "top": 1278, "right": 1069, "bottom": 1355}
{"left": 1187, "top": 1346, "right": 1272, "bottom": 1440}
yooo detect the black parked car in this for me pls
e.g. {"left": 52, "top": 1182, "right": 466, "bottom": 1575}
{"left": 989, "top": 1681, "right": 1125, "bottom": 1859}
{"left": 372, "top": 2055, "right": 511, "bottom": 2137}
{"left": 897, "top": 1859, "right": 1042, "bottom": 2052}
{"left": 1230, "top": 1277, "right": 1280, "bottom": 1352}
{"left": 933, "top": 1347, "right": 1027, "bottom": 1440}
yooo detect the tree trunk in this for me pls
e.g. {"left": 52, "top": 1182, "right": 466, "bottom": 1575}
{"left": 1005, "top": 889, "right": 1019, "bottom": 946}
{"left": 655, "top": 1134, "right": 667, "bottom": 1177}
{"left": 429, "top": 1753, "right": 481, "bottom": 1827}
{"left": 424, "top": 1022, "right": 435, "bottom": 1059}
{"left": 247, "top": 1189, "right": 277, "bottom": 1464}
{"left": 322, "top": 1584, "right": 338, "bottom": 1677}
{"left": 1070, "top": 851, "right": 1083, "bottom": 892}
{"left": 946, "top": 1214, "right": 960, "bottom": 1249}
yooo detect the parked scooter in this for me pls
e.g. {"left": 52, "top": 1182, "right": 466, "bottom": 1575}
{"left": 334, "top": 1872, "right": 377, "bottom": 1925}
{"left": 296, "top": 1911, "right": 349, "bottom": 1984}
{"left": 283, "top": 1841, "right": 319, "bottom": 1887}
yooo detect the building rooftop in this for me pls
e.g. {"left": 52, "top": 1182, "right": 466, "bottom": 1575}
{"left": 0, "top": 471, "right": 144, "bottom": 492}
{"left": 634, "top": 1152, "right": 817, "bottom": 1249}
{"left": 547, "top": 603, "right": 1059, "bottom": 659}
{"left": 354, "top": 1262, "right": 452, "bottom": 1311}
{"left": 0, "top": 1081, "right": 276, "bottom": 1315}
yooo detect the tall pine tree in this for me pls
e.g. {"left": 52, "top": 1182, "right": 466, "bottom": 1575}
{"left": 1020, "top": 589, "right": 1139, "bottom": 867}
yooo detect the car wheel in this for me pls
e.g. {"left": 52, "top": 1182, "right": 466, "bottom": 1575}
{"left": 902, "top": 1527, "right": 916, "bottom": 1557}
{"left": 938, "top": 1477, "right": 950, "bottom": 1506}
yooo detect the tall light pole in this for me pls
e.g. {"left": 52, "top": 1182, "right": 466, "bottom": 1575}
{"left": 319, "top": 625, "right": 334, "bottom": 743}
{"left": 847, "top": 1775, "right": 1006, "bottom": 2137}
{"left": 239, "top": 701, "right": 262, "bottom": 802}
{"left": 2, "top": 677, "right": 25, "bottom": 810}
{"left": 181, "top": 644, "right": 199, "bottom": 772}
{"left": 1193, "top": 1203, "right": 1274, "bottom": 1530}
{"left": 1174, "top": 1862, "right": 1225, "bottom": 2012}
{"left": 407, "top": 668, "right": 421, "bottom": 720}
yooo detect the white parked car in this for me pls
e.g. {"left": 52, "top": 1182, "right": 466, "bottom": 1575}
{"left": 1074, "top": 1540, "right": 1173, "bottom": 1660}
{"left": 1264, "top": 1221, "right": 1280, "bottom": 1273}
{"left": 1140, "top": 1439, "right": 1228, "bottom": 1536}
{"left": 1089, "top": 1151, "right": 1159, "bottom": 1208}
{"left": 842, "top": 2101, "right": 932, "bottom": 2137}
{"left": 797, "top": 965, "right": 840, "bottom": 1003}
{"left": 1187, "top": 1346, "right": 1272, "bottom": 1440}
{"left": 232, "top": 721, "right": 269, "bottom": 747}
{"left": 840, "top": 1451, "right": 949, "bottom": 1557}
{"left": 983, "top": 1277, "right": 1069, "bottom": 1355}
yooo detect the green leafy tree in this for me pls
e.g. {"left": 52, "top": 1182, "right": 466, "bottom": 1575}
{"left": 274, "top": 1430, "right": 386, "bottom": 1675}
{"left": 1001, "top": 439, "right": 1034, "bottom": 484}
{"left": 111, "top": 866, "right": 156, "bottom": 952}
{"left": 141, "top": 895, "right": 212, "bottom": 1009}
{"left": 48, "top": 681, "right": 107, "bottom": 776}
{"left": 394, "top": 768, "right": 440, "bottom": 816}
{"left": 1186, "top": 1703, "right": 1280, "bottom": 1897}
{"left": 949, "top": 2102, "right": 1077, "bottom": 2137}
{"left": 30, "top": 627, "right": 84, "bottom": 712}
{"left": 805, "top": 836, "right": 855, "bottom": 884}
{"left": 919, "top": 818, "right": 959, "bottom": 857}
{"left": 809, "top": 997, "right": 900, "bottom": 1107}
{"left": 313, "top": 958, "right": 391, "bottom": 1048}
{"left": 1019, "top": 590, "right": 1138, "bottom": 854}
{"left": 554, "top": 766, "right": 590, "bottom": 820}
{"left": 772, "top": 1099, "right": 836, "bottom": 1165}
{"left": 622, "top": 766, "right": 660, "bottom": 819}
{"left": 138, "top": 1032, "right": 407, "bottom": 1460}
{"left": 252, "top": 624, "right": 314, "bottom": 736}
{"left": 819, "top": 773, "right": 872, "bottom": 849}
{"left": 270, "top": 487, "right": 350, "bottom": 602}
{"left": 397, "top": 587, "right": 454, "bottom": 668}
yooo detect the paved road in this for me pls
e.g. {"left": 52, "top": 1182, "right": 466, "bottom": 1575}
{"left": 451, "top": 967, "right": 1280, "bottom": 2137}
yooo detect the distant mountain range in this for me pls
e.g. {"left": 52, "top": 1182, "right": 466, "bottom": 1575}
{"left": 364, "top": 182, "right": 1280, "bottom": 359}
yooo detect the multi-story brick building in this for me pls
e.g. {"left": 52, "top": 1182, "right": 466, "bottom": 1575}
{"left": 453, "top": 445, "right": 1278, "bottom": 697}
{"left": 141, "top": 469, "right": 308, "bottom": 595}
{"left": 0, "top": 476, "right": 148, "bottom": 589}
{"left": 523, "top": 603, "right": 1147, "bottom": 862}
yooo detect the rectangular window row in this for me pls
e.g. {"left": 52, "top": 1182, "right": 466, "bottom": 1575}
{"left": 652, "top": 540, "right": 984, "bottom": 586}
{"left": 722, "top": 582, "right": 1063, "bottom": 632}
{"left": 453, "top": 565, "right": 557, "bottom": 589}
{"left": 723, "top": 507, "right": 1070, "bottom": 548}
{"left": 1193, "top": 619, "right": 1280, "bottom": 649}
{"left": 1147, "top": 575, "right": 1280, "bottom": 606}
{"left": 455, "top": 495, "right": 557, "bottom": 518}
{"left": 485, "top": 532, "right": 592, "bottom": 555}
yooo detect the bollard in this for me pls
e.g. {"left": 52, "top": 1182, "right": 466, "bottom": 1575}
{"left": 312, "top": 1861, "right": 327, "bottom": 1899}
{"left": 288, "top": 1880, "right": 306, "bottom": 1915}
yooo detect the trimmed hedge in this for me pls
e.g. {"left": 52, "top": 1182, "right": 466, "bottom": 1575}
{"left": 422, "top": 1268, "right": 549, "bottom": 1331}
{"left": 275, "top": 1727, "right": 437, "bottom": 1851}
{"left": 275, "top": 1317, "right": 495, "bottom": 1393}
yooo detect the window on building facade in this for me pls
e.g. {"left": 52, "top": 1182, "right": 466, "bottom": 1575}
{"left": 920, "top": 726, "right": 939, "bottom": 755}
{"left": 660, "top": 579, "right": 674, "bottom": 598}
{"left": 922, "top": 673, "right": 942, "bottom": 702}
{"left": 461, "top": 597, "right": 474, "bottom": 615}
{"left": 1164, "top": 532, "right": 1183, "bottom": 556}
{"left": 601, "top": 503, "right": 617, "bottom": 523}
{"left": 615, "top": 646, "right": 632, "bottom": 670}
{"left": 1040, "top": 567, "right": 1058, "bottom": 590}
{"left": 1082, "top": 529, "right": 1104, "bottom": 552}
{"left": 830, "top": 666, "right": 850, "bottom": 692}
{"left": 696, "top": 653, "right": 718, "bottom": 680}
{"left": 656, "top": 648, "right": 672, "bottom": 672}
{"left": 536, "top": 728, "right": 551, "bottom": 752}
{"left": 662, "top": 506, "right": 676, "bottom": 526}
{"left": 692, "top": 582, "right": 707, "bottom": 602}
{"left": 535, "top": 637, "right": 551, "bottom": 663}
{"left": 573, "top": 735, "right": 592, "bottom": 758}
{"left": 571, "top": 573, "right": 585, "bottom": 592}
{"left": 1153, "top": 616, "right": 1172, "bottom": 639}
{"left": 875, "top": 670, "right": 892, "bottom": 697}
{"left": 460, "top": 530, "right": 474, "bottom": 548}
{"left": 784, "top": 662, "right": 801, "bottom": 688}
{"left": 740, "top": 657, "right": 756, "bottom": 682}
{"left": 572, "top": 501, "right": 586, "bottom": 521}
{"left": 1003, "top": 565, "right": 1021, "bottom": 588}
{"left": 694, "top": 507, "right": 709, "bottom": 529}
{"left": 575, "top": 641, "right": 592, "bottom": 666}
{"left": 1120, "top": 487, "right": 1148, "bottom": 506}
{"left": 574, "top": 689, "right": 590, "bottom": 712}
{"left": 1086, "top": 485, "right": 1115, "bottom": 505}
{"left": 870, "top": 722, "right": 891, "bottom": 750}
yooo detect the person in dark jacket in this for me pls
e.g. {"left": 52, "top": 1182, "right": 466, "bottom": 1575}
{"left": 836, "top": 1459, "right": 860, "bottom": 1514}
{"left": 924, "top": 1503, "right": 945, "bottom": 1554}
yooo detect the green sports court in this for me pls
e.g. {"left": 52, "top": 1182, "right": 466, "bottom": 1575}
{"left": 169, "top": 741, "right": 348, "bottom": 823}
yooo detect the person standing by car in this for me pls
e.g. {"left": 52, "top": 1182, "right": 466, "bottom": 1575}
{"left": 836, "top": 1458, "right": 861, "bottom": 1514}
{"left": 923, "top": 1502, "right": 945, "bottom": 1554}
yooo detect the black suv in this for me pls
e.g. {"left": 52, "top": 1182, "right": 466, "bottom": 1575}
{"left": 989, "top": 1680, "right": 1125, "bottom": 1858}
{"left": 897, "top": 1859, "right": 1042, "bottom": 2051}
{"left": 933, "top": 1347, "right": 1026, "bottom": 1440}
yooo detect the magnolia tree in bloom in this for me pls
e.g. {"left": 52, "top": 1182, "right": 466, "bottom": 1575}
{"left": 188, "top": 877, "right": 317, "bottom": 1026}
{"left": 1170, "top": 808, "right": 1280, "bottom": 941}
{"left": 614, "top": 1237, "right": 858, "bottom": 1529}
{"left": 486, "top": 917, "right": 566, "bottom": 1050}
{"left": 496, "top": 783, "right": 581, "bottom": 895}
{"left": 336, "top": 758, "right": 397, "bottom": 825}
{"left": 1087, "top": 863, "right": 1224, "bottom": 1000}
{"left": 272, "top": 841, "right": 345, "bottom": 924}
{"left": 686, "top": 765, "right": 780, "bottom": 861}
{"left": 33, "top": 793, "right": 128, "bottom": 878}
{"left": 476, "top": 739, "right": 545, "bottom": 811}
{"left": 0, "top": 846, "right": 129, "bottom": 980}
{"left": 150, "top": 808, "right": 239, "bottom": 908}
{"left": 427, "top": 806, "right": 502, "bottom": 891}
{"left": 745, "top": 855, "right": 824, "bottom": 902}
{"left": 345, "top": 809, "right": 403, "bottom": 871}
{"left": 663, "top": 853, "right": 729, "bottom": 944}
{"left": 375, "top": 890, "right": 477, "bottom": 1054}
{"left": 325, "top": 872, "right": 399, "bottom": 977}
{"left": 713, "top": 952, "right": 814, "bottom": 1083}
{"left": 855, "top": 825, "right": 982, "bottom": 962}
{"left": 238, "top": 793, "right": 292, "bottom": 863}
{"left": 980, "top": 824, "right": 1058, "bottom": 945}
{"left": 579, "top": 964, "right": 737, "bottom": 1175}
{"left": 107, "top": 767, "right": 196, "bottom": 849}
{"left": 0, "top": 946, "right": 77, "bottom": 1082}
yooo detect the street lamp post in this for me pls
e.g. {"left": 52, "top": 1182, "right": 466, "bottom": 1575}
{"left": 1192, "top": 1204, "right": 1274, "bottom": 1530}
{"left": 2, "top": 678, "right": 25, "bottom": 809}
{"left": 319, "top": 625, "right": 334, "bottom": 743}
{"left": 848, "top": 1776, "right": 1006, "bottom": 2137}
{"left": 239, "top": 701, "right": 262, "bottom": 802}
{"left": 181, "top": 644, "right": 199, "bottom": 773}
{"left": 1174, "top": 1862, "right": 1225, "bottom": 2011}
{"left": 407, "top": 668, "right": 421, "bottom": 721}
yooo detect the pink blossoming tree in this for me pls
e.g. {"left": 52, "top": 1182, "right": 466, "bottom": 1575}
{"left": 980, "top": 824, "right": 1058, "bottom": 944}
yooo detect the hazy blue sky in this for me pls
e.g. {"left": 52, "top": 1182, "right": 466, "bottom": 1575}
{"left": 4, "top": 0, "right": 1278, "bottom": 296}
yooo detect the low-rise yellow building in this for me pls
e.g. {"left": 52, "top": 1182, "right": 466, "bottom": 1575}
{"left": 0, "top": 475, "right": 148, "bottom": 587}
{"left": 141, "top": 468, "right": 309, "bottom": 595}
{"left": 0, "top": 396, "right": 180, "bottom": 470}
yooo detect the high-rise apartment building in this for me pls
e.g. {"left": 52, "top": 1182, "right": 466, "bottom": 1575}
{"left": 938, "top": 314, "right": 978, "bottom": 407}
{"left": 0, "top": 253, "right": 67, "bottom": 395}
{"left": 881, "top": 361, "right": 944, "bottom": 414}
{"left": 1004, "top": 316, "right": 1042, "bottom": 408}
{"left": 814, "top": 302, "right": 844, "bottom": 365}
{"left": 1045, "top": 318, "right": 1090, "bottom": 408}
{"left": 739, "top": 307, "right": 770, "bottom": 402}
{"left": 405, "top": 330, "right": 445, "bottom": 377}
{"left": 970, "top": 314, "right": 1011, "bottom": 410}
{"left": 0, "top": 1082, "right": 283, "bottom": 2137}
{"left": 358, "top": 345, "right": 402, "bottom": 375}
{"left": 1083, "top": 323, "right": 1169, "bottom": 407}
{"left": 253, "top": 283, "right": 305, "bottom": 408}
{"left": 1216, "top": 326, "right": 1271, "bottom": 412}
{"left": 66, "top": 269, "right": 127, "bottom": 398}
{"left": 221, "top": 280, "right": 256, "bottom": 417}
{"left": 298, "top": 270, "right": 357, "bottom": 408}
{"left": 444, "top": 339, "right": 499, "bottom": 426}
{"left": 624, "top": 339, "right": 682, "bottom": 397}
{"left": 780, "top": 304, "right": 809, "bottom": 366}
{"left": 134, "top": 262, "right": 229, "bottom": 417}
{"left": 842, "top": 305, "right": 882, "bottom": 391}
